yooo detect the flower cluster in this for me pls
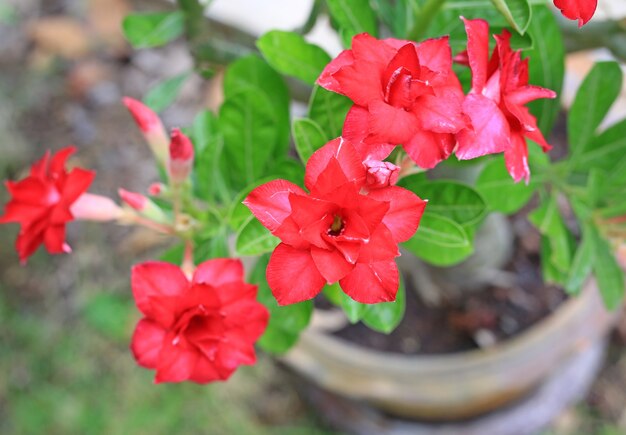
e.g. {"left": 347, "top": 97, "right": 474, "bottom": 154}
{"left": 318, "top": 18, "right": 556, "bottom": 183}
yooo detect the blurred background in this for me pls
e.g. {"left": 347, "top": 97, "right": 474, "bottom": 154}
{"left": 1, "top": 0, "right": 626, "bottom": 434}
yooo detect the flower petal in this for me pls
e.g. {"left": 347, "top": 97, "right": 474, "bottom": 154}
{"left": 193, "top": 258, "right": 244, "bottom": 287}
{"left": 154, "top": 339, "right": 199, "bottom": 384}
{"left": 403, "top": 130, "right": 455, "bottom": 169}
{"left": 504, "top": 133, "right": 530, "bottom": 183}
{"left": 461, "top": 17, "right": 490, "bottom": 93}
{"left": 339, "top": 260, "right": 399, "bottom": 304}
{"left": 367, "top": 186, "right": 426, "bottom": 243}
{"left": 130, "top": 318, "right": 166, "bottom": 369}
{"left": 342, "top": 106, "right": 395, "bottom": 160}
{"left": 367, "top": 100, "right": 418, "bottom": 144}
{"left": 131, "top": 261, "right": 189, "bottom": 319}
{"left": 243, "top": 179, "right": 306, "bottom": 233}
{"left": 310, "top": 246, "right": 355, "bottom": 283}
{"left": 305, "top": 138, "right": 366, "bottom": 192}
{"left": 456, "top": 93, "right": 511, "bottom": 160}
{"left": 266, "top": 243, "right": 326, "bottom": 305}
{"left": 553, "top": 0, "right": 597, "bottom": 27}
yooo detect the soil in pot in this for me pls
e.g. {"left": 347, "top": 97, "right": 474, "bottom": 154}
{"left": 331, "top": 213, "right": 568, "bottom": 355}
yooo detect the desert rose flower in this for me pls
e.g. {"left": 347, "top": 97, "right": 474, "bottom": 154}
{"left": 130, "top": 259, "right": 269, "bottom": 384}
{"left": 244, "top": 138, "right": 426, "bottom": 305}
{"left": 554, "top": 0, "right": 597, "bottom": 27}
{"left": 0, "top": 147, "right": 95, "bottom": 263}
{"left": 318, "top": 33, "right": 466, "bottom": 169}
{"left": 122, "top": 97, "right": 169, "bottom": 166}
{"left": 455, "top": 18, "right": 557, "bottom": 183}
{"left": 168, "top": 128, "right": 194, "bottom": 184}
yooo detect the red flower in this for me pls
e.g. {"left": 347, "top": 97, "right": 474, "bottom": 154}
{"left": 317, "top": 33, "right": 466, "bottom": 169}
{"left": 130, "top": 259, "right": 269, "bottom": 384}
{"left": 168, "top": 128, "right": 195, "bottom": 183}
{"left": 554, "top": 0, "right": 597, "bottom": 27}
{"left": 244, "top": 138, "right": 426, "bottom": 305}
{"left": 455, "top": 18, "right": 557, "bottom": 183}
{"left": 0, "top": 147, "right": 95, "bottom": 263}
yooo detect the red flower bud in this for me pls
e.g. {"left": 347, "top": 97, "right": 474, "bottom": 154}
{"left": 148, "top": 182, "right": 164, "bottom": 196}
{"left": 118, "top": 188, "right": 148, "bottom": 211}
{"left": 364, "top": 159, "right": 400, "bottom": 189}
{"left": 168, "top": 128, "right": 194, "bottom": 183}
{"left": 122, "top": 97, "right": 169, "bottom": 166}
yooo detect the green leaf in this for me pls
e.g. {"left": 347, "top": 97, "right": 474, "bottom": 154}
{"left": 590, "top": 227, "right": 625, "bottom": 310}
{"left": 191, "top": 110, "right": 229, "bottom": 203}
{"left": 489, "top": 0, "right": 531, "bottom": 34}
{"left": 371, "top": 0, "right": 416, "bottom": 38}
{"left": 402, "top": 212, "right": 473, "bottom": 266}
{"left": 362, "top": 277, "right": 405, "bottom": 334}
{"left": 573, "top": 119, "right": 626, "bottom": 177}
{"left": 326, "top": 0, "right": 378, "bottom": 45}
{"left": 528, "top": 195, "right": 574, "bottom": 273}
{"left": 220, "top": 88, "right": 278, "bottom": 189}
{"left": 195, "top": 231, "right": 230, "bottom": 261}
{"left": 235, "top": 216, "right": 279, "bottom": 256}
{"left": 565, "top": 224, "right": 594, "bottom": 295}
{"left": 292, "top": 118, "right": 327, "bottom": 164}
{"left": 308, "top": 85, "right": 352, "bottom": 140}
{"left": 256, "top": 30, "right": 331, "bottom": 85}
{"left": 227, "top": 176, "right": 279, "bottom": 232}
{"left": 122, "top": 11, "right": 184, "bottom": 48}
{"left": 400, "top": 177, "right": 487, "bottom": 226}
{"left": 568, "top": 62, "right": 623, "bottom": 157}
{"left": 476, "top": 156, "right": 537, "bottom": 214}
{"left": 143, "top": 72, "right": 190, "bottom": 112}
{"left": 525, "top": 5, "right": 564, "bottom": 136}
{"left": 539, "top": 235, "right": 567, "bottom": 285}
{"left": 223, "top": 55, "right": 291, "bottom": 156}
{"left": 252, "top": 255, "right": 314, "bottom": 354}
{"left": 323, "top": 282, "right": 344, "bottom": 306}
{"left": 341, "top": 294, "right": 367, "bottom": 324}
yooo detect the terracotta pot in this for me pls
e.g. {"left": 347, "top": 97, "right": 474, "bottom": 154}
{"left": 282, "top": 278, "right": 616, "bottom": 421}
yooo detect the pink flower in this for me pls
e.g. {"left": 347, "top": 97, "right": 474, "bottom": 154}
{"left": 244, "top": 138, "right": 426, "bottom": 305}
{"left": 0, "top": 147, "right": 95, "bottom": 263}
{"left": 554, "top": 0, "right": 597, "bottom": 27}
{"left": 455, "top": 18, "right": 557, "bottom": 183}
{"left": 130, "top": 259, "right": 269, "bottom": 384}
{"left": 364, "top": 159, "right": 400, "bottom": 189}
{"left": 168, "top": 128, "right": 194, "bottom": 183}
{"left": 317, "top": 33, "right": 466, "bottom": 169}
{"left": 122, "top": 97, "right": 169, "bottom": 166}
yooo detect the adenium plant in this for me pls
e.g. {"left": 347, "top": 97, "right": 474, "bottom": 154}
{"left": 2, "top": 0, "right": 624, "bottom": 384}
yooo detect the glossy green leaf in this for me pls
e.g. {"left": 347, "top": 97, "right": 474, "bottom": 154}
{"left": 323, "top": 282, "right": 344, "bottom": 306}
{"left": 257, "top": 31, "right": 331, "bottom": 85}
{"left": 308, "top": 86, "right": 352, "bottom": 140}
{"left": 122, "top": 11, "right": 184, "bottom": 48}
{"left": 489, "top": 0, "right": 531, "bottom": 34}
{"left": 573, "top": 119, "right": 626, "bottom": 177}
{"left": 528, "top": 195, "right": 574, "bottom": 273}
{"left": 565, "top": 224, "right": 594, "bottom": 295}
{"left": 539, "top": 235, "right": 567, "bottom": 286}
{"left": 326, "top": 0, "right": 378, "bottom": 45}
{"left": 194, "top": 231, "right": 230, "bottom": 262}
{"left": 220, "top": 88, "right": 278, "bottom": 189}
{"left": 590, "top": 227, "right": 625, "bottom": 310}
{"left": 400, "top": 177, "right": 487, "bottom": 226}
{"left": 525, "top": 5, "right": 564, "bottom": 136}
{"left": 227, "top": 176, "right": 278, "bottom": 232}
{"left": 322, "top": 282, "right": 367, "bottom": 323}
{"left": 292, "top": 118, "right": 327, "bottom": 164}
{"left": 569, "top": 62, "right": 623, "bottom": 157}
{"left": 402, "top": 212, "right": 473, "bottom": 266}
{"left": 476, "top": 156, "right": 537, "bottom": 214}
{"left": 252, "top": 255, "right": 314, "bottom": 354}
{"left": 235, "top": 216, "right": 279, "bottom": 256}
{"left": 143, "top": 72, "right": 190, "bottom": 112}
{"left": 362, "top": 277, "right": 405, "bottom": 334}
{"left": 223, "top": 55, "right": 290, "bottom": 156}
{"left": 191, "top": 110, "right": 229, "bottom": 203}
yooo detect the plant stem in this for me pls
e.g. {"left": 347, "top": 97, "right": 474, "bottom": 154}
{"left": 296, "top": 0, "right": 324, "bottom": 35}
{"left": 408, "top": 0, "right": 446, "bottom": 42}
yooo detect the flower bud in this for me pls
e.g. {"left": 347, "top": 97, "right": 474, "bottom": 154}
{"left": 70, "top": 193, "right": 124, "bottom": 222}
{"left": 148, "top": 183, "right": 165, "bottom": 196}
{"left": 168, "top": 128, "right": 194, "bottom": 184}
{"left": 122, "top": 97, "right": 169, "bottom": 166}
{"left": 119, "top": 188, "right": 168, "bottom": 223}
{"left": 364, "top": 160, "right": 400, "bottom": 189}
